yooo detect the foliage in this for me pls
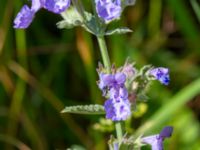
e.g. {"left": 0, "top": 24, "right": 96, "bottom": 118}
{"left": 0, "top": 0, "right": 200, "bottom": 149}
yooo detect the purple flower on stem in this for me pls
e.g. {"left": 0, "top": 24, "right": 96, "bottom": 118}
{"left": 95, "top": 0, "right": 122, "bottom": 22}
{"left": 142, "top": 126, "right": 173, "bottom": 150}
{"left": 149, "top": 67, "right": 170, "bottom": 85}
{"left": 104, "top": 98, "right": 131, "bottom": 121}
{"left": 98, "top": 72, "right": 126, "bottom": 96}
{"left": 14, "top": 0, "right": 71, "bottom": 29}
{"left": 98, "top": 72, "right": 131, "bottom": 121}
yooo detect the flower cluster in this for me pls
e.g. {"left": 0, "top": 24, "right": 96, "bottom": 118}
{"left": 14, "top": 0, "right": 71, "bottom": 28}
{"left": 95, "top": 0, "right": 122, "bottom": 22}
{"left": 98, "top": 72, "right": 131, "bottom": 121}
{"left": 142, "top": 126, "right": 173, "bottom": 150}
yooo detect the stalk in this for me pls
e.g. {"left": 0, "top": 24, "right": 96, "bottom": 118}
{"left": 96, "top": 35, "right": 123, "bottom": 142}
{"left": 96, "top": 35, "right": 111, "bottom": 71}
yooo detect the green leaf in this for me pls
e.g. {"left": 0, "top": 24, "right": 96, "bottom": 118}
{"left": 57, "top": 7, "right": 83, "bottom": 29}
{"left": 105, "top": 27, "right": 132, "bottom": 36}
{"left": 61, "top": 104, "right": 105, "bottom": 115}
{"left": 58, "top": 7, "right": 97, "bottom": 34}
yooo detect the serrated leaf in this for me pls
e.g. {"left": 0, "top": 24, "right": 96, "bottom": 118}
{"left": 105, "top": 27, "right": 132, "bottom": 35}
{"left": 61, "top": 104, "right": 105, "bottom": 115}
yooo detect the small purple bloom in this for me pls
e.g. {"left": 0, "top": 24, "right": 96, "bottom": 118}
{"left": 14, "top": 0, "right": 71, "bottom": 29}
{"left": 121, "top": 63, "right": 136, "bottom": 79}
{"left": 98, "top": 73, "right": 114, "bottom": 90}
{"left": 104, "top": 99, "right": 116, "bottom": 119}
{"left": 149, "top": 67, "right": 170, "bottom": 85}
{"left": 114, "top": 72, "right": 126, "bottom": 86}
{"left": 98, "top": 71, "right": 131, "bottom": 121}
{"left": 142, "top": 126, "right": 173, "bottom": 150}
{"left": 104, "top": 98, "right": 131, "bottom": 121}
{"left": 98, "top": 72, "right": 126, "bottom": 96}
{"left": 110, "top": 87, "right": 128, "bottom": 99}
{"left": 44, "top": 0, "right": 71, "bottom": 14}
{"left": 31, "top": 0, "right": 43, "bottom": 11}
{"left": 14, "top": 5, "right": 35, "bottom": 29}
{"left": 95, "top": 0, "right": 122, "bottom": 22}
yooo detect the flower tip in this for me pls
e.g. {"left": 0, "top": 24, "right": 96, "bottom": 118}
{"left": 149, "top": 67, "right": 170, "bottom": 85}
{"left": 160, "top": 126, "right": 173, "bottom": 138}
{"left": 13, "top": 5, "right": 35, "bottom": 29}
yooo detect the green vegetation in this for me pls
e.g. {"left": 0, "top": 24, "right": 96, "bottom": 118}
{"left": 0, "top": 0, "right": 200, "bottom": 149}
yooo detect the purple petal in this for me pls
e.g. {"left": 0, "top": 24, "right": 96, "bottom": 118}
{"left": 115, "top": 73, "right": 126, "bottom": 85}
{"left": 113, "top": 98, "right": 131, "bottom": 121}
{"left": 104, "top": 99, "right": 116, "bottom": 119}
{"left": 121, "top": 63, "right": 136, "bottom": 79}
{"left": 159, "top": 126, "right": 173, "bottom": 138}
{"left": 113, "top": 142, "right": 119, "bottom": 150}
{"left": 142, "top": 126, "right": 173, "bottom": 150}
{"left": 14, "top": 5, "right": 35, "bottom": 29}
{"left": 44, "top": 0, "right": 71, "bottom": 14}
{"left": 31, "top": 0, "right": 43, "bottom": 11}
{"left": 104, "top": 98, "right": 131, "bottom": 121}
{"left": 95, "top": 0, "right": 122, "bottom": 22}
{"left": 109, "top": 87, "right": 128, "bottom": 100}
{"left": 98, "top": 73, "right": 114, "bottom": 90}
{"left": 119, "top": 87, "right": 128, "bottom": 99}
{"left": 142, "top": 135, "right": 163, "bottom": 150}
{"left": 149, "top": 67, "right": 170, "bottom": 85}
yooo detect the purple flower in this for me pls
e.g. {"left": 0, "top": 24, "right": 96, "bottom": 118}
{"left": 142, "top": 126, "right": 173, "bottom": 150}
{"left": 149, "top": 67, "right": 170, "bottom": 85}
{"left": 14, "top": 0, "right": 71, "bottom": 29}
{"left": 31, "top": 0, "right": 43, "bottom": 12}
{"left": 95, "top": 0, "right": 122, "bottom": 22}
{"left": 98, "top": 72, "right": 126, "bottom": 96}
{"left": 44, "top": 0, "right": 71, "bottom": 14}
{"left": 98, "top": 71, "right": 131, "bottom": 121}
{"left": 98, "top": 73, "right": 114, "bottom": 91}
{"left": 14, "top": 5, "right": 35, "bottom": 29}
{"left": 104, "top": 98, "right": 131, "bottom": 121}
{"left": 121, "top": 63, "right": 136, "bottom": 79}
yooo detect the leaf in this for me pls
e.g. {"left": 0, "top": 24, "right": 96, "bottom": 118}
{"left": 57, "top": 7, "right": 83, "bottom": 29}
{"left": 61, "top": 104, "right": 105, "bottom": 115}
{"left": 105, "top": 27, "right": 132, "bottom": 36}
{"left": 81, "top": 11, "right": 98, "bottom": 34}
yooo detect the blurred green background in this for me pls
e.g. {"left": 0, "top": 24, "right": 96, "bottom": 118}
{"left": 0, "top": 0, "right": 200, "bottom": 149}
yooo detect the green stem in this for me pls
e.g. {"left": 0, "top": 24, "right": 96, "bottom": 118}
{"left": 115, "top": 122, "right": 123, "bottom": 142}
{"left": 96, "top": 35, "right": 123, "bottom": 142}
{"left": 96, "top": 35, "right": 111, "bottom": 71}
